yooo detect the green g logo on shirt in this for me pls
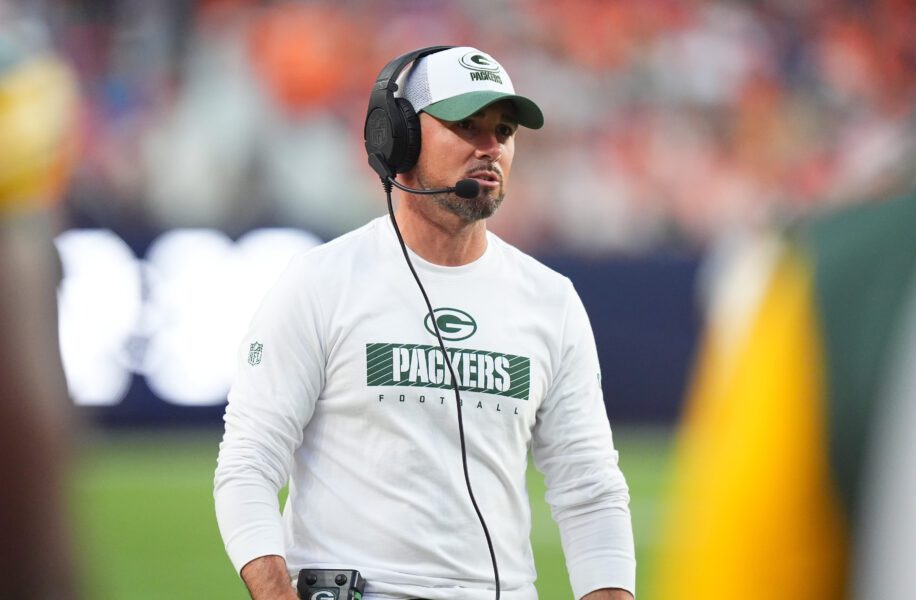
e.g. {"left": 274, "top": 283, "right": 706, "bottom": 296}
{"left": 424, "top": 307, "right": 477, "bottom": 341}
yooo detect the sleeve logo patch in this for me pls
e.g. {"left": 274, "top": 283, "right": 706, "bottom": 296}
{"left": 248, "top": 342, "right": 263, "bottom": 366}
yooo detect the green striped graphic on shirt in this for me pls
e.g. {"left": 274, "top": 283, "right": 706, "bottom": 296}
{"left": 366, "top": 343, "right": 530, "bottom": 400}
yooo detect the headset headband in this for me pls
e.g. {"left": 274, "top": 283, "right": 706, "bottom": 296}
{"left": 370, "top": 46, "right": 453, "bottom": 97}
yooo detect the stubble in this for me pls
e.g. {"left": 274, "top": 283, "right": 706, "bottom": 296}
{"left": 415, "top": 172, "right": 505, "bottom": 223}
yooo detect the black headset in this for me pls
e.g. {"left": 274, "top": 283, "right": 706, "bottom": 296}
{"left": 364, "top": 46, "right": 455, "bottom": 181}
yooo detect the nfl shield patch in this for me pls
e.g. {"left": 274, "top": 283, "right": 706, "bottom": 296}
{"left": 248, "top": 342, "right": 263, "bottom": 366}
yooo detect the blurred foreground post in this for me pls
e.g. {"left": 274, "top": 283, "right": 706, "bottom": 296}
{"left": 650, "top": 190, "right": 916, "bottom": 600}
{"left": 0, "top": 15, "right": 80, "bottom": 600}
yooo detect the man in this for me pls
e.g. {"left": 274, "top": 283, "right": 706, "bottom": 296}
{"left": 0, "top": 7, "right": 79, "bottom": 598}
{"left": 215, "top": 46, "right": 635, "bottom": 600}
{"left": 649, "top": 190, "right": 916, "bottom": 600}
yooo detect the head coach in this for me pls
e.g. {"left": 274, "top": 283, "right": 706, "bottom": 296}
{"left": 214, "top": 46, "right": 636, "bottom": 600}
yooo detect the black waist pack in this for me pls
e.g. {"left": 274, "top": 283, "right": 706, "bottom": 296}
{"left": 297, "top": 569, "right": 366, "bottom": 600}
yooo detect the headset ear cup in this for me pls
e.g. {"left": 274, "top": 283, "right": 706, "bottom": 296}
{"left": 394, "top": 98, "right": 421, "bottom": 173}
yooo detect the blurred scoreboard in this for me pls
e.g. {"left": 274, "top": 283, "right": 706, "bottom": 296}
{"left": 56, "top": 228, "right": 701, "bottom": 426}
{"left": 55, "top": 227, "right": 322, "bottom": 423}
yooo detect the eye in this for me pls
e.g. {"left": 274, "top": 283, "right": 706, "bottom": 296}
{"left": 455, "top": 119, "right": 473, "bottom": 130}
{"left": 497, "top": 124, "right": 516, "bottom": 138}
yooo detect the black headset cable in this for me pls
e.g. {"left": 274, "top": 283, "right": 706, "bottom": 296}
{"left": 383, "top": 179, "right": 501, "bottom": 600}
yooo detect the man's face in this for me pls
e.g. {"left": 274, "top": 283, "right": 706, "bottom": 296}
{"left": 409, "top": 100, "right": 518, "bottom": 222}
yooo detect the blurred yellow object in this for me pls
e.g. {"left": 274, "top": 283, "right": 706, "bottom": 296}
{"left": 651, "top": 249, "right": 848, "bottom": 600}
{"left": 0, "top": 54, "right": 79, "bottom": 216}
{"left": 0, "top": 27, "right": 81, "bottom": 597}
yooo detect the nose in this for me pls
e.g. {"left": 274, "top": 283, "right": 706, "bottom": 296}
{"left": 473, "top": 131, "right": 501, "bottom": 162}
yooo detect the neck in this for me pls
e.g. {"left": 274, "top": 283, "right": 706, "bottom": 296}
{"left": 393, "top": 192, "right": 488, "bottom": 267}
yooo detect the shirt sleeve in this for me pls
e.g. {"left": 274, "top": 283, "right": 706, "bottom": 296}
{"left": 213, "top": 258, "right": 326, "bottom": 574}
{"left": 531, "top": 280, "right": 636, "bottom": 598}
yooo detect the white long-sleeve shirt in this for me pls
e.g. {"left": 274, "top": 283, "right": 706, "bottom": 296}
{"left": 214, "top": 216, "right": 635, "bottom": 599}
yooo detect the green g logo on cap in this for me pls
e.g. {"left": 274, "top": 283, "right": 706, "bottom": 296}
{"left": 424, "top": 307, "right": 478, "bottom": 341}
{"left": 459, "top": 52, "right": 500, "bottom": 72}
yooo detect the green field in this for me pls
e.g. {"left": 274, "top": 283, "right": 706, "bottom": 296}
{"left": 71, "top": 426, "right": 674, "bottom": 599}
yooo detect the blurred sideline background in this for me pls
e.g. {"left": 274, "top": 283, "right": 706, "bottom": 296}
{"left": 2, "top": 0, "right": 914, "bottom": 598}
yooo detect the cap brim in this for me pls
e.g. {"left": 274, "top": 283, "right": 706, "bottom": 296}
{"left": 422, "top": 91, "right": 544, "bottom": 129}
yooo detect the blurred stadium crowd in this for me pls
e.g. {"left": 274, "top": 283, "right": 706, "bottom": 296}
{"left": 44, "top": 0, "right": 916, "bottom": 254}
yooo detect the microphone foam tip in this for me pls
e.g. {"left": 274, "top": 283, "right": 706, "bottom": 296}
{"left": 454, "top": 179, "right": 480, "bottom": 199}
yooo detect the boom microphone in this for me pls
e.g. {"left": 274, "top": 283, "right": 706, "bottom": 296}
{"left": 388, "top": 177, "right": 481, "bottom": 199}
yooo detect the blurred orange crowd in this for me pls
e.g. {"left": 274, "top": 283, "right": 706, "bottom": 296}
{"left": 54, "top": 0, "right": 915, "bottom": 254}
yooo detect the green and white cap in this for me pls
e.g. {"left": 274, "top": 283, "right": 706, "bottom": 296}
{"left": 398, "top": 46, "right": 544, "bottom": 129}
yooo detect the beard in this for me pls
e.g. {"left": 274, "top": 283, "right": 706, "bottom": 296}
{"left": 416, "top": 171, "right": 505, "bottom": 222}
